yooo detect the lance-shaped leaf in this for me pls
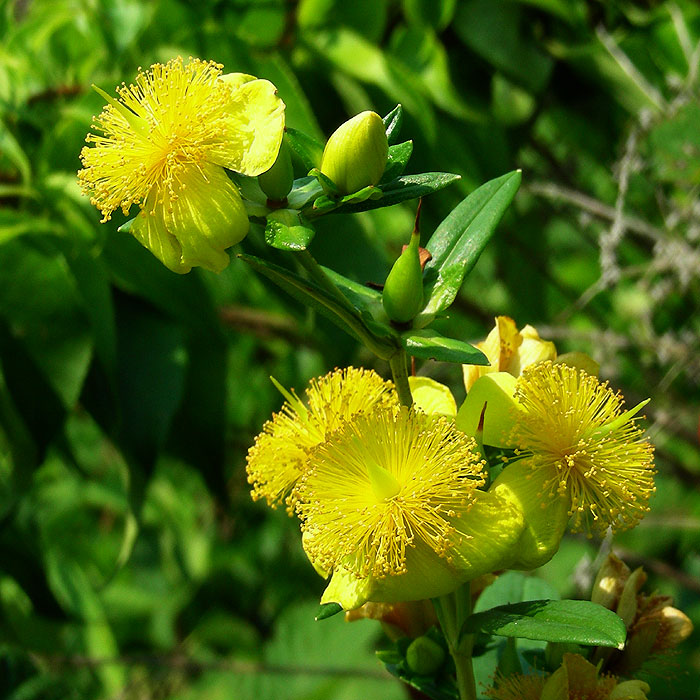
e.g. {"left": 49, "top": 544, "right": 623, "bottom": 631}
{"left": 381, "top": 141, "right": 414, "bottom": 183}
{"left": 418, "top": 171, "right": 521, "bottom": 323}
{"left": 401, "top": 329, "right": 488, "bottom": 365}
{"left": 337, "top": 172, "right": 460, "bottom": 214}
{"left": 286, "top": 127, "right": 324, "bottom": 171}
{"left": 462, "top": 599, "right": 627, "bottom": 649}
{"left": 238, "top": 254, "right": 397, "bottom": 359}
{"left": 382, "top": 104, "right": 403, "bottom": 144}
{"left": 321, "top": 267, "right": 395, "bottom": 339}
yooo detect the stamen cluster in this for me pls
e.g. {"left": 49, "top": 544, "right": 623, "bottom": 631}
{"left": 79, "top": 57, "right": 232, "bottom": 222}
{"left": 513, "top": 361, "right": 655, "bottom": 535}
{"left": 297, "top": 407, "right": 485, "bottom": 579}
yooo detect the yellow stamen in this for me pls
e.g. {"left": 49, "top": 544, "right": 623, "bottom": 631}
{"left": 297, "top": 407, "right": 485, "bottom": 579}
{"left": 78, "top": 57, "right": 232, "bottom": 222}
{"left": 513, "top": 361, "right": 655, "bottom": 535}
{"left": 246, "top": 367, "right": 396, "bottom": 511}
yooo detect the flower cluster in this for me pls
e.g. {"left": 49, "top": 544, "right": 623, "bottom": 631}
{"left": 245, "top": 320, "right": 657, "bottom": 611}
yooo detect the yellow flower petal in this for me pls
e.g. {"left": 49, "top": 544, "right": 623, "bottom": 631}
{"left": 217, "top": 78, "right": 286, "bottom": 176}
{"left": 456, "top": 372, "right": 523, "bottom": 447}
{"left": 489, "top": 460, "right": 570, "bottom": 570}
{"left": 160, "top": 162, "right": 249, "bottom": 273}
{"left": 318, "top": 490, "right": 524, "bottom": 609}
{"left": 463, "top": 317, "right": 556, "bottom": 392}
{"left": 609, "top": 680, "right": 650, "bottom": 700}
{"left": 408, "top": 376, "right": 458, "bottom": 419}
{"left": 220, "top": 72, "right": 258, "bottom": 90}
{"left": 127, "top": 198, "right": 190, "bottom": 274}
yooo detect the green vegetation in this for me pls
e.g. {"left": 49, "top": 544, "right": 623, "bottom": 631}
{"left": 1, "top": 0, "right": 699, "bottom": 698}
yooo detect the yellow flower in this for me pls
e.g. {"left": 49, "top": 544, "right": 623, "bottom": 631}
{"left": 488, "top": 654, "right": 650, "bottom": 700}
{"left": 510, "top": 361, "right": 655, "bottom": 536}
{"left": 298, "top": 406, "right": 486, "bottom": 579}
{"left": 78, "top": 57, "right": 285, "bottom": 273}
{"left": 297, "top": 405, "right": 525, "bottom": 608}
{"left": 463, "top": 316, "right": 556, "bottom": 392}
{"left": 457, "top": 362, "right": 655, "bottom": 568}
{"left": 246, "top": 367, "right": 396, "bottom": 511}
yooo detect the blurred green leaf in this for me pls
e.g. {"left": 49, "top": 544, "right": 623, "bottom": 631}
{"left": 453, "top": 0, "right": 554, "bottom": 93}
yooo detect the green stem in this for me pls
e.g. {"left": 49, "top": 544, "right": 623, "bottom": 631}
{"left": 433, "top": 584, "right": 477, "bottom": 700}
{"left": 389, "top": 350, "right": 413, "bottom": 408}
{"left": 293, "top": 250, "right": 396, "bottom": 360}
{"left": 295, "top": 250, "right": 356, "bottom": 312}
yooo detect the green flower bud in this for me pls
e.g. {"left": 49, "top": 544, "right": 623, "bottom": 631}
{"left": 258, "top": 139, "right": 294, "bottom": 202}
{"left": 320, "top": 111, "right": 388, "bottom": 194}
{"left": 406, "top": 635, "right": 445, "bottom": 675}
{"left": 382, "top": 231, "right": 424, "bottom": 323}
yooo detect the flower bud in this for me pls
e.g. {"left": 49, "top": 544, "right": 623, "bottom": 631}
{"left": 406, "top": 635, "right": 445, "bottom": 675}
{"left": 382, "top": 231, "right": 424, "bottom": 323}
{"left": 320, "top": 111, "right": 388, "bottom": 194}
{"left": 591, "top": 553, "right": 631, "bottom": 610}
{"left": 258, "top": 139, "right": 294, "bottom": 202}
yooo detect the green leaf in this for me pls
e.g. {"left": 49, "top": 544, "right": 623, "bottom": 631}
{"left": 44, "top": 554, "right": 125, "bottom": 695}
{"left": 420, "top": 170, "right": 521, "bottom": 320}
{"left": 463, "top": 599, "right": 627, "bottom": 649}
{"left": 113, "top": 297, "right": 187, "bottom": 469}
{"left": 401, "top": 329, "right": 488, "bottom": 364}
{"left": 453, "top": 0, "right": 554, "bottom": 93}
{"left": 390, "top": 26, "right": 486, "bottom": 123}
{"left": 0, "top": 120, "right": 31, "bottom": 184}
{"left": 383, "top": 103, "right": 403, "bottom": 144}
{"left": 322, "top": 267, "right": 383, "bottom": 314}
{"left": 321, "top": 267, "right": 396, "bottom": 339}
{"left": 0, "top": 240, "right": 93, "bottom": 408}
{"left": 285, "top": 127, "right": 325, "bottom": 171}
{"left": 337, "top": 172, "right": 461, "bottom": 214}
{"left": 287, "top": 175, "right": 324, "bottom": 209}
{"left": 239, "top": 254, "right": 397, "bottom": 359}
{"left": 264, "top": 217, "right": 316, "bottom": 251}
{"left": 316, "top": 602, "right": 343, "bottom": 620}
{"left": 381, "top": 140, "right": 414, "bottom": 182}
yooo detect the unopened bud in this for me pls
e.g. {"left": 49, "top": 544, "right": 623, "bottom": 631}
{"left": 382, "top": 231, "right": 424, "bottom": 323}
{"left": 591, "top": 553, "right": 631, "bottom": 610}
{"left": 616, "top": 567, "right": 646, "bottom": 627}
{"left": 405, "top": 635, "right": 445, "bottom": 675}
{"left": 259, "top": 139, "right": 294, "bottom": 202}
{"left": 320, "top": 111, "right": 388, "bottom": 194}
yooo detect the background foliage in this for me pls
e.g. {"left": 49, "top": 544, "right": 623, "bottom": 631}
{"left": 1, "top": 0, "right": 700, "bottom": 698}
